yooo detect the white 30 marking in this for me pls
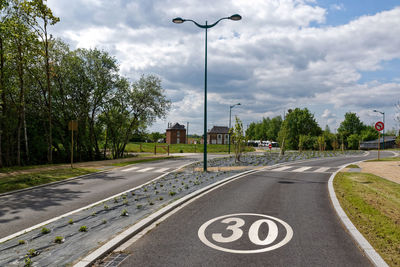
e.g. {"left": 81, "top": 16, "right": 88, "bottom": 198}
{"left": 212, "top": 217, "right": 245, "bottom": 243}
{"left": 198, "top": 213, "right": 293, "bottom": 254}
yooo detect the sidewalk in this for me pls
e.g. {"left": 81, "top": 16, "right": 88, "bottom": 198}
{"left": 358, "top": 160, "right": 400, "bottom": 184}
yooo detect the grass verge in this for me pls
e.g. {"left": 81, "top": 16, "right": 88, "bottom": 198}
{"left": 111, "top": 156, "right": 179, "bottom": 167}
{"left": 366, "top": 157, "right": 400, "bottom": 162}
{"left": 333, "top": 172, "right": 400, "bottom": 266}
{"left": 0, "top": 168, "right": 99, "bottom": 194}
{"left": 346, "top": 164, "right": 360, "bottom": 168}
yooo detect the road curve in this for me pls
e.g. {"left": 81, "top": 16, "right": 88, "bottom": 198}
{"left": 118, "top": 152, "right": 390, "bottom": 266}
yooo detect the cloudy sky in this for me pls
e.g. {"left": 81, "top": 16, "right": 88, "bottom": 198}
{"left": 47, "top": 0, "right": 400, "bottom": 135}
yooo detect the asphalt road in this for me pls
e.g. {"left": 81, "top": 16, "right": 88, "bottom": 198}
{"left": 0, "top": 155, "right": 208, "bottom": 239}
{"left": 119, "top": 151, "right": 391, "bottom": 267}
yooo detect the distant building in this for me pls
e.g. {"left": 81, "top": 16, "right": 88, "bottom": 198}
{"left": 166, "top": 123, "right": 186, "bottom": 144}
{"left": 207, "top": 126, "right": 229, "bottom": 145}
{"left": 360, "top": 136, "right": 397, "bottom": 150}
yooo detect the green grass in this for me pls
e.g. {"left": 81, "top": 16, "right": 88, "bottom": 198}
{"left": 0, "top": 168, "right": 98, "bottom": 194}
{"left": 124, "top": 142, "right": 255, "bottom": 154}
{"left": 334, "top": 172, "right": 400, "bottom": 266}
{"left": 366, "top": 157, "right": 400, "bottom": 162}
{"left": 0, "top": 163, "right": 66, "bottom": 173}
{"left": 346, "top": 164, "right": 360, "bottom": 168}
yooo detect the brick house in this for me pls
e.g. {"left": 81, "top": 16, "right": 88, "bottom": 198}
{"left": 166, "top": 123, "right": 186, "bottom": 144}
{"left": 207, "top": 126, "right": 229, "bottom": 145}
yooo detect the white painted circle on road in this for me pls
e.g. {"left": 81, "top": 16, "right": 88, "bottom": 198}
{"left": 198, "top": 213, "right": 293, "bottom": 254}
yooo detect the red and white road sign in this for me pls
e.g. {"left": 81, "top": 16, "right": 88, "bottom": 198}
{"left": 375, "top": 121, "right": 384, "bottom": 131}
{"left": 268, "top": 143, "right": 272, "bottom": 149}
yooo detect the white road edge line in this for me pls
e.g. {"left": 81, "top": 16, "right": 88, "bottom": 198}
{"left": 328, "top": 158, "right": 389, "bottom": 267}
{"left": 0, "top": 161, "right": 195, "bottom": 244}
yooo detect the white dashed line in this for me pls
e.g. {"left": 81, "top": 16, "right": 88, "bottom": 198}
{"left": 292, "top": 167, "right": 312, "bottom": 172}
{"left": 137, "top": 167, "right": 155, "bottom": 173}
{"left": 313, "top": 167, "right": 330, "bottom": 173}
{"left": 121, "top": 167, "right": 139, "bottom": 172}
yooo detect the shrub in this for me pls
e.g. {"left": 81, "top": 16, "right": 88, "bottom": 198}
{"left": 18, "top": 240, "right": 25, "bottom": 245}
{"left": 54, "top": 236, "right": 64, "bottom": 244}
{"left": 121, "top": 209, "right": 129, "bottom": 216}
{"left": 79, "top": 226, "right": 87, "bottom": 232}
{"left": 41, "top": 227, "right": 50, "bottom": 234}
{"left": 68, "top": 219, "right": 74, "bottom": 225}
{"left": 169, "top": 191, "right": 176, "bottom": 196}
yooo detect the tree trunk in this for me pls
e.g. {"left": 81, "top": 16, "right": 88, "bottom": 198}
{"left": 17, "top": 44, "right": 24, "bottom": 166}
{"left": 44, "top": 20, "right": 52, "bottom": 163}
{"left": 0, "top": 36, "right": 4, "bottom": 168}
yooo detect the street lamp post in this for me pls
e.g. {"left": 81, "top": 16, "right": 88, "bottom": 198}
{"left": 228, "top": 103, "right": 241, "bottom": 154}
{"left": 373, "top": 110, "right": 385, "bottom": 149}
{"left": 173, "top": 14, "right": 241, "bottom": 171}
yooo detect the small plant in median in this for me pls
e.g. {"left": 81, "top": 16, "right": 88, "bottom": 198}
{"left": 24, "top": 256, "right": 32, "bottom": 267}
{"left": 18, "top": 240, "right": 26, "bottom": 245}
{"left": 68, "top": 219, "right": 74, "bottom": 225}
{"left": 79, "top": 226, "right": 88, "bottom": 232}
{"left": 121, "top": 209, "right": 129, "bottom": 216}
{"left": 41, "top": 227, "right": 50, "bottom": 234}
{"left": 54, "top": 236, "right": 64, "bottom": 244}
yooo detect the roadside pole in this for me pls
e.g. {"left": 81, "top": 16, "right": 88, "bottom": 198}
{"left": 374, "top": 121, "right": 384, "bottom": 161}
{"left": 68, "top": 120, "right": 78, "bottom": 168}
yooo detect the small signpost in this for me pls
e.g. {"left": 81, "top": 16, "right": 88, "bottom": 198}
{"left": 375, "top": 121, "right": 384, "bottom": 160}
{"left": 268, "top": 143, "right": 272, "bottom": 151}
{"left": 68, "top": 120, "right": 78, "bottom": 168}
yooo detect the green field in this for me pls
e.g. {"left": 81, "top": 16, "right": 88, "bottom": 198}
{"left": 0, "top": 168, "right": 99, "bottom": 194}
{"left": 124, "top": 142, "right": 255, "bottom": 154}
{"left": 334, "top": 172, "right": 400, "bottom": 266}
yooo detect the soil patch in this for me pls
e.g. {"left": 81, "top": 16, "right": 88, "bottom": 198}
{"left": 358, "top": 161, "right": 400, "bottom": 184}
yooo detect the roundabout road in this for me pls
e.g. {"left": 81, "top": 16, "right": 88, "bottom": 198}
{"left": 118, "top": 151, "right": 391, "bottom": 266}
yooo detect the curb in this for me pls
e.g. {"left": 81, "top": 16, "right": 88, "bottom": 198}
{"left": 73, "top": 169, "right": 258, "bottom": 267}
{"left": 328, "top": 161, "right": 388, "bottom": 267}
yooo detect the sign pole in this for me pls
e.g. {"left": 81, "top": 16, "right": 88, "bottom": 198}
{"left": 378, "top": 131, "right": 380, "bottom": 160}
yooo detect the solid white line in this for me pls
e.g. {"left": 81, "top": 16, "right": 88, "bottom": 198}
{"left": 292, "top": 167, "right": 311, "bottom": 172}
{"left": 272, "top": 166, "right": 292, "bottom": 171}
{"left": 154, "top": 168, "right": 169, "bottom": 173}
{"left": 137, "top": 167, "right": 154, "bottom": 173}
{"left": 328, "top": 162, "right": 388, "bottom": 267}
{"left": 314, "top": 167, "right": 330, "bottom": 173}
{"left": 121, "top": 166, "right": 139, "bottom": 172}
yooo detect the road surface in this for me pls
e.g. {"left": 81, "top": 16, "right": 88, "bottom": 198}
{"left": 118, "top": 151, "right": 390, "bottom": 266}
{"left": 0, "top": 155, "right": 207, "bottom": 239}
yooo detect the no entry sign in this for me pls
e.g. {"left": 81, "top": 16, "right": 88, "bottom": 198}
{"left": 375, "top": 121, "right": 384, "bottom": 131}
{"left": 268, "top": 143, "right": 272, "bottom": 149}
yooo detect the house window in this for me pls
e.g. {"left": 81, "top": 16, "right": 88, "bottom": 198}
{"left": 177, "top": 131, "right": 180, "bottom": 137}
{"left": 177, "top": 138, "right": 180, "bottom": 144}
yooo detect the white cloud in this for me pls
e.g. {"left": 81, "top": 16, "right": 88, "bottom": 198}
{"left": 47, "top": 0, "right": 400, "bottom": 133}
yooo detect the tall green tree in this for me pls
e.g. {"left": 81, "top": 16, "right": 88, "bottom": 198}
{"left": 278, "top": 108, "right": 322, "bottom": 150}
{"left": 230, "top": 116, "right": 245, "bottom": 162}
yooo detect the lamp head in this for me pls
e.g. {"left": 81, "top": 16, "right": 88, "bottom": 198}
{"left": 229, "top": 14, "right": 242, "bottom": 21}
{"left": 237, "top": 103, "right": 241, "bottom": 106}
{"left": 172, "top": 17, "right": 185, "bottom": 24}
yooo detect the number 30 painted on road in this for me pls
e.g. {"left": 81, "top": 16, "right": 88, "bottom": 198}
{"left": 198, "top": 213, "right": 293, "bottom": 254}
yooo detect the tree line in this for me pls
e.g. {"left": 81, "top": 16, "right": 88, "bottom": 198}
{"left": 0, "top": 0, "right": 170, "bottom": 167}
{"left": 246, "top": 108, "right": 383, "bottom": 151}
